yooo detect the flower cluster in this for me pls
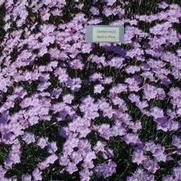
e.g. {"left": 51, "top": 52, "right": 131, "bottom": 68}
{"left": 0, "top": 0, "right": 181, "bottom": 181}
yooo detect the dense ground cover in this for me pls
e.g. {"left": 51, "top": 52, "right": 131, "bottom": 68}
{"left": 0, "top": 0, "right": 181, "bottom": 180}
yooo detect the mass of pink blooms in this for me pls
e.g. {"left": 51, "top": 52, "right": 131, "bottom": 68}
{"left": 0, "top": 0, "right": 181, "bottom": 181}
